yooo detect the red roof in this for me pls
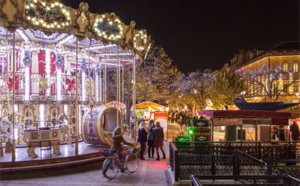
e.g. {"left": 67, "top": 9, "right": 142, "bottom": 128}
{"left": 199, "top": 110, "right": 291, "bottom": 125}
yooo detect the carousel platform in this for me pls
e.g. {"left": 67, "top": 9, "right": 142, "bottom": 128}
{"left": 0, "top": 135, "right": 137, "bottom": 173}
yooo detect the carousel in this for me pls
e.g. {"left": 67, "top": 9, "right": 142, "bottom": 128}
{"left": 0, "top": 0, "right": 151, "bottom": 164}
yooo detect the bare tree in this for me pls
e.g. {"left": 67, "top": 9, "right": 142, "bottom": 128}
{"left": 241, "top": 64, "right": 296, "bottom": 102}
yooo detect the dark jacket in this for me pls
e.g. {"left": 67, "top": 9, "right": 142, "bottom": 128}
{"left": 147, "top": 126, "right": 154, "bottom": 141}
{"left": 138, "top": 128, "right": 148, "bottom": 143}
{"left": 111, "top": 134, "right": 132, "bottom": 152}
{"left": 153, "top": 127, "right": 164, "bottom": 148}
{"left": 290, "top": 123, "right": 299, "bottom": 141}
{"left": 277, "top": 129, "right": 285, "bottom": 141}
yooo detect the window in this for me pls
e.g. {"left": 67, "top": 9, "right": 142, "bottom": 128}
{"left": 293, "top": 63, "right": 298, "bottom": 72}
{"left": 283, "top": 63, "right": 288, "bottom": 72}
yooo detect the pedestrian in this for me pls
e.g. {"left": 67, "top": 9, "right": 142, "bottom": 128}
{"left": 137, "top": 120, "right": 148, "bottom": 160}
{"left": 277, "top": 126, "right": 285, "bottom": 141}
{"left": 130, "top": 116, "right": 135, "bottom": 138}
{"left": 104, "top": 126, "right": 134, "bottom": 175}
{"left": 153, "top": 121, "right": 166, "bottom": 161}
{"left": 271, "top": 126, "right": 278, "bottom": 140}
{"left": 290, "top": 121, "right": 299, "bottom": 142}
{"left": 147, "top": 119, "right": 155, "bottom": 158}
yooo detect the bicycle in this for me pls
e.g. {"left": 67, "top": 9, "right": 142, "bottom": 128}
{"left": 102, "top": 146, "right": 139, "bottom": 179}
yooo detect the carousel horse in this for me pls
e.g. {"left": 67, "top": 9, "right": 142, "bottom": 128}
{"left": 0, "top": 112, "right": 25, "bottom": 143}
{"left": 56, "top": 113, "right": 74, "bottom": 147}
{"left": 0, "top": 115, "right": 13, "bottom": 143}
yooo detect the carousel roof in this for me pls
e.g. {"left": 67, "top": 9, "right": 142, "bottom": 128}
{"left": 0, "top": 0, "right": 152, "bottom": 68}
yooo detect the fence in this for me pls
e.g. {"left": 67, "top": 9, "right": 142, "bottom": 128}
{"left": 169, "top": 141, "right": 300, "bottom": 185}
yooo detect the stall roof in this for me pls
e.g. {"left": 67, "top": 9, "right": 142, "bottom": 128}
{"left": 199, "top": 110, "right": 291, "bottom": 125}
{"left": 135, "top": 101, "right": 166, "bottom": 110}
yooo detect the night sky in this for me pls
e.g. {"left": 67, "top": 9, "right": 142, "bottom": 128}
{"left": 61, "top": 0, "right": 299, "bottom": 74}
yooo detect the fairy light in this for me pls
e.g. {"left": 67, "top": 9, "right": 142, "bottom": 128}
{"left": 39, "top": 104, "right": 45, "bottom": 127}
{"left": 57, "top": 35, "right": 74, "bottom": 45}
{"left": 16, "top": 29, "right": 29, "bottom": 41}
{"left": 25, "top": 67, "right": 30, "bottom": 100}
{"left": 92, "top": 14, "right": 124, "bottom": 41}
{"left": 133, "top": 30, "right": 148, "bottom": 51}
{"left": 24, "top": 1, "right": 71, "bottom": 29}
{"left": 45, "top": 50, "right": 51, "bottom": 95}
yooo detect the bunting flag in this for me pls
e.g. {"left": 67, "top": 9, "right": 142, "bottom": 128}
{"left": 7, "top": 75, "right": 19, "bottom": 91}
{"left": 66, "top": 77, "right": 76, "bottom": 93}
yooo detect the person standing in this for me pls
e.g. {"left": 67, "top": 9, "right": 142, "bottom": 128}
{"left": 290, "top": 121, "right": 299, "bottom": 142}
{"left": 153, "top": 121, "right": 166, "bottom": 161}
{"left": 137, "top": 120, "right": 148, "bottom": 160}
{"left": 277, "top": 126, "right": 285, "bottom": 141}
{"left": 147, "top": 120, "right": 155, "bottom": 158}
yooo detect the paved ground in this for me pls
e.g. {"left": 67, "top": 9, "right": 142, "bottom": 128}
{"left": 0, "top": 141, "right": 173, "bottom": 186}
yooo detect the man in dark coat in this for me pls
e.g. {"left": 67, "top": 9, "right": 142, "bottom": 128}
{"left": 290, "top": 121, "right": 299, "bottom": 142}
{"left": 153, "top": 121, "right": 166, "bottom": 161}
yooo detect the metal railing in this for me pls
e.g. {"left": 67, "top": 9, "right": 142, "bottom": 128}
{"left": 190, "top": 175, "right": 300, "bottom": 186}
{"left": 169, "top": 141, "right": 300, "bottom": 184}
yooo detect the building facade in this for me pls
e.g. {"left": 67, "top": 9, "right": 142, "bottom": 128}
{"left": 229, "top": 41, "right": 300, "bottom": 103}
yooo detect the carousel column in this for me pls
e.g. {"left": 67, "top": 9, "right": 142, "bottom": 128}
{"left": 55, "top": 54, "right": 64, "bottom": 101}
{"left": 81, "top": 58, "right": 86, "bottom": 102}
{"left": 23, "top": 51, "right": 32, "bottom": 101}
{"left": 116, "top": 49, "right": 120, "bottom": 125}
{"left": 11, "top": 32, "right": 16, "bottom": 162}
{"left": 75, "top": 39, "right": 79, "bottom": 156}
{"left": 31, "top": 51, "right": 39, "bottom": 95}
{"left": 45, "top": 50, "right": 51, "bottom": 95}
{"left": 104, "top": 62, "right": 107, "bottom": 104}
{"left": 132, "top": 56, "right": 136, "bottom": 140}
{"left": 95, "top": 62, "right": 101, "bottom": 103}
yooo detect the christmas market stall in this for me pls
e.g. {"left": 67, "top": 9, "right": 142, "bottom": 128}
{"left": 199, "top": 110, "right": 291, "bottom": 142}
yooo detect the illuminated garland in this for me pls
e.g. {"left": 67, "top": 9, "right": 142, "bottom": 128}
{"left": 92, "top": 13, "right": 124, "bottom": 41}
{"left": 24, "top": 0, "right": 71, "bottom": 29}
{"left": 133, "top": 30, "right": 148, "bottom": 51}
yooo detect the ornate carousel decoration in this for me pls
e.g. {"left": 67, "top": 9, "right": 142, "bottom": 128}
{"left": 0, "top": 0, "right": 152, "bottom": 160}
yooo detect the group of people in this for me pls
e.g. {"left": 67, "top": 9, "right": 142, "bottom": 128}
{"left": 109, "top": 119, "right": 166, "bottom": 167}
{"left": 272, "top": 121, "right": 299, "bottom": 142}
{"left": 137, "top": 120, "right": 166, "bottom": 161}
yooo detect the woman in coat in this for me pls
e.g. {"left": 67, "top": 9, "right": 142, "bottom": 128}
{"left": 153, "top": 121, "right": 166, "bottom": 160}
{"left": 147, "top": 120, "right": 155, "bottom": 158}
{"left": 137, "top": 120, "right": 148, "bottom": 160}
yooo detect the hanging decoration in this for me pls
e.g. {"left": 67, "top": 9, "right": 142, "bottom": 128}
{"left": 38, "top": 75, "right": 49, "bottom": 90}
{"left": 92, "top": 13, "right": 124, "bottom": 41}
{"left": 23, "top": 51, "right": 32, "bottom": 66}
{"left": 54, "top": 53, "right": 64, "bottom": 69}
{"left": 24, "top": 0, "right": 71, "bottom": 29}
{"left": 66, "top": 77, "right": 76, "bottom": 94}
{"left": 7, "top": 75, "right": 19, "bottom": 91}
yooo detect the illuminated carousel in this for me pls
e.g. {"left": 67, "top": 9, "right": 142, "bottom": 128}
{"left": 0, "top": 0, "right": 151, "bottom": 165}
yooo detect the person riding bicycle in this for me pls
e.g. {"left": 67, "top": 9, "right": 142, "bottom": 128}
{"left": 105, "top": 126, "right": 135, "bottom": 174}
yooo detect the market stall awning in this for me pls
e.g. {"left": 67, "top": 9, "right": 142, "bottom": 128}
{"left": 199, "top": 110, "right": 291, "bottom": 125}
{"left": 135, "top": 101, "right": 166, "bottom": 110}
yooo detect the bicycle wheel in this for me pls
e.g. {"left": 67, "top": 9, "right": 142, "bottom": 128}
{"left": 103, "top": 157, "right": 119, "bottom": 179}
{"left": 125, "top": 153, "right": 139, "bottom": 173}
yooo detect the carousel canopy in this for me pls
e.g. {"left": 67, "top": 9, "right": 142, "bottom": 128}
{"left": 0, "top": 0, "right": 152, "bottom": 68}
